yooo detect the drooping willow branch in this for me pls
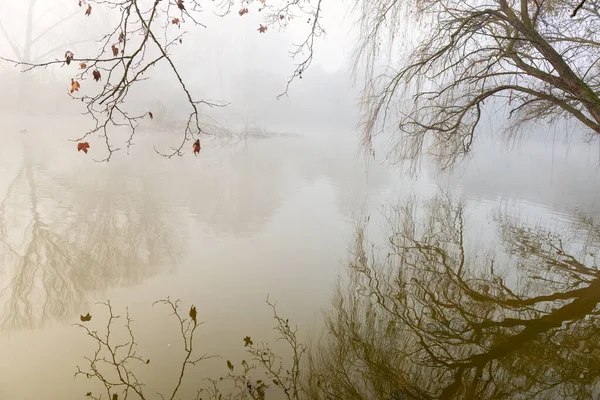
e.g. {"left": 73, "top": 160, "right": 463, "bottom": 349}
{"left": 354, "top": 0, "right": 600, "bottom": 173}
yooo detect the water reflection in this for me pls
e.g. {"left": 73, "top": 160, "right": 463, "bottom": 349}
{"left": 0, "top": 157, "right": 182, "bottom": 331}
{"left": 308, "top": 193, "right": 600, "bottom": 399}
{"left": 181, "top": 139, "right": 291, "bottom": 237}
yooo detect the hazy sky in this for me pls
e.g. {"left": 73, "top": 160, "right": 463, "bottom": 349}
{"left": 0, "top": 0, "right": 599, "bottom": 189}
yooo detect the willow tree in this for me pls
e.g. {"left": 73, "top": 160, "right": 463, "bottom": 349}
{"left": 355, "top": 0, "right": 600, "bottom": 171}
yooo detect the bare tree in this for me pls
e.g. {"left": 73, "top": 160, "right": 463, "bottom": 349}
{"left": 1, "top": 0, "right": 324, "bottom": 161}
{"left": 355, "top": 0, "right": 600, "bottom": 172}
{"left": 0, "top": 0, "right": 99, "bottom": 110}
{"left": 0, "top": 0, "right": 90, "bottom": 66}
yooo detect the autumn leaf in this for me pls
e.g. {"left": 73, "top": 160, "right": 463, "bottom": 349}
{"left": 79, "top": 62, "right": 87, "bottom": 69}
{"left": 280, "top": 14, "right": 284, "bottom": 20}
{"left": 70, "top": 78, "right": 81, "bottom": 93}
{"left": 227, "top": 360, "right": 234, "bottom": 371}
{"left": 193, "top": 139, "right": 201, "bottom": 155}
{"left": 85, "top": 393, "right": 92, "bottom": 397}
{"left": 77, "top": 142, "right": 90, "bottom": 154}
{"left": 239, "top": 8, "right": 249, "bottom": 16}
{"left": 119, "top": 32, "right": 125, "bottom": 42}
{"left": 111, "top": 44, "right": 119, "bottom": 57}
{"left": 65, "top": 50, "right": 74, "bottom": 65}
{"left": 78, "top": 0, "right": 83, "bottom": 6}
{"left": 171, "top": 18, "right": 180, "bottom": 26}
{"left": 260, "top": 0, "right": 265, "bottom": 3}
{"left": 177, "top": 0, "right": 185, "bottom": 10}
{"left": 112, "top": 394, "right": 118, "bottom": 400}
{"left": 189, "top": 305, "right": 197, "bottom": 323}
{"left": 85, "top": 3, "right": 92, "bottom": 16}
{"left": 258, "top": 24, "right": 268, "bottom": 33}
{"left": 146, "top": 359, "right": 150, "bottom": 364}
{"left": 92, "top": 70, "right": 101, "bottom": 81}
{"left": 148, "top": 111, "right": 153, "bottom": 119}
{"left": 243, "top": 336, "right": 253, "bottom": 347}
{"left": 80, "top": 312, "right": 92, "bottom": 322}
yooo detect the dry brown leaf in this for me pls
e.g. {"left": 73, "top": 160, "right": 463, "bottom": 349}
{"left": 189, "top": 305, "right": 197, "bottom": 323}
{"left": 70, "top": 78, "right": 80, "bottom": 93}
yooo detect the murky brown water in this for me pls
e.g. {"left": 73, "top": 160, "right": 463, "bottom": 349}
{"left": 0, "top": 113, "right": 599, "bottom": 399}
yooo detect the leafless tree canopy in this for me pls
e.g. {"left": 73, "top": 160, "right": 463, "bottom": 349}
{"left": 355, "top": 0, "right": 600, "bottom": 172}
{"left": 1, "top": 0, "right": 323, "bottom": 160}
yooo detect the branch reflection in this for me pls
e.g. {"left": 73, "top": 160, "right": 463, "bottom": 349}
{"left": 308, "top": 194, "right": 600, "bottom": 399}
{"left": 0, "top": 159, "right": 182, "bottom": 331}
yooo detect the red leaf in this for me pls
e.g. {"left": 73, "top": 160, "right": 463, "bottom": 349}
{"left": 85, "top": 3, "right": 92, "bottom": 16}
{"left": 258, "top": 24, "right": 268, "bottom": 33}
{"left": 193, "top": 139, "right": 201, "bottom": 155}
{"left": 111, "top": 44, "right": 119, "bottom": 57}
{"left": 92, "top": 70, "right": 101, "bottom": 81}
{"left": 148, "top": 111, "right": 153, "bottom": 119}
{"left": 171, "top": 17, "right": 180, "bottom": 26}
{"left": 70, "top": 79, "right": 81, "bottom": 93}
{"left": 239, "top": 8, "right": 249, "bottom": 16}
{"left": 78, "top": 0, "right": 82, "bottom": 7}
{"left": 177, "top": 0, "right": 185, "bottom": 10}
{"left": 77, "top": 142, "right": 90, "bottom": 153}
{"left": 79, "top": 62, "right": 87, "bottom": 69}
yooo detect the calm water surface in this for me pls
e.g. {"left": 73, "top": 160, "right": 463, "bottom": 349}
{"left": 0, "top": 116, "right": 599, "bottom": 399}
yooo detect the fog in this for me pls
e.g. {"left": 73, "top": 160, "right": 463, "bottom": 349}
{"left": 0, "top": 1, "right": 600, "bottom": 399}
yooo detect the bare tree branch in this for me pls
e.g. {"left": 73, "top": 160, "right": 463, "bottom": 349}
{"left": 572, "top": 0, "right": 588, "bottom": 17}
{"left": 354, "top": 0, "right": 600, "bottom": 173}
{"left": 1, "top": 0, "right": 325, "bottom": 160}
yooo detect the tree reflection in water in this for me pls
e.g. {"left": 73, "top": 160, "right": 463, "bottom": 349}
{"left": 0, "top": 159, "right": 181, "bottom": 331}
{"left": 307, "top": 194, "right": 600, "bottom": 400}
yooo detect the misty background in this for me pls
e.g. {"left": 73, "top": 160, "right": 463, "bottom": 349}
{"left": 0, "top": 0, "right": 599, "bottom": 399}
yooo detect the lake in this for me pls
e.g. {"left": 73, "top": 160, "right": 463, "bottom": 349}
{"left": 0, "top": 113, "right": 599, "bottom": 399}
